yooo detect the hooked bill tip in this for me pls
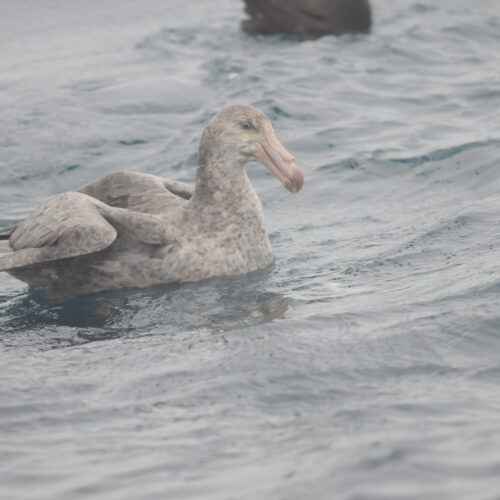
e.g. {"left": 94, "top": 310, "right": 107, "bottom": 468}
{"left": 286, "top": 165, "right": 304, "bottom": 193}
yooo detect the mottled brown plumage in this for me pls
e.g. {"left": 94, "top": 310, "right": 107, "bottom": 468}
{"left": 0, "top": 105, "right": 304, "bottom": 301}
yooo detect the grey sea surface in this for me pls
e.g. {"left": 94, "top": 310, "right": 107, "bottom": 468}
{"left": 1, "top": 0, "right": 500, "bottom": 499}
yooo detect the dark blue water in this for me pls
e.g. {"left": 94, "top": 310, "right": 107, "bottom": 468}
{"left": 2, "top": 1, "right": 500, "bottom": 498}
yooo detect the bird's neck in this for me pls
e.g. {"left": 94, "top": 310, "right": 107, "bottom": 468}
{"left": 191, "top": 154, "right": 256, "bottom": 209}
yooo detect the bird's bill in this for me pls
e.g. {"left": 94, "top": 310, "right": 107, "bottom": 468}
{"left": 257, "top": 131, "right": 304, "bottom": 193}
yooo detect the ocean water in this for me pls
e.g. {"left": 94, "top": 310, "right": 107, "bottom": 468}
{"left": 1, "top": 0, "right": 500, "bottom": 498}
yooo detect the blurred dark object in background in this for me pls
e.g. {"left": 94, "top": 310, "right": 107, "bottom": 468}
{"left": 242, "top": 0, "right": 372, "bottom": 38}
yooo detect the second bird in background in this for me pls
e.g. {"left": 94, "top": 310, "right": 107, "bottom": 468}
{"left": 242, "top": 0, "right": 372, "bottom": 38}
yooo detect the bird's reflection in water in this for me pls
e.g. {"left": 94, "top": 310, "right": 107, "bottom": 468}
{"left": 0, "top": 268, "right": 291, "bottom": 348}
{"left": 207, "top": 293, "right": 290, "bottom": 333}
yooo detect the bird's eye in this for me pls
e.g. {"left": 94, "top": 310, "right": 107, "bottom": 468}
{"left": 241, "top": 121, "right": 254, "bottom": 131}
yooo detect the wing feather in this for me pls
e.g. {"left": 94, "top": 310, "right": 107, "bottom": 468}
{"left": 0, "top": 171, "right": 190, "bottom": 272}
{"left": 0, "top": 192, "right": 117, "bottom": 271}
{"left": 77, "top": 171, "right": 193, "bottom": 212}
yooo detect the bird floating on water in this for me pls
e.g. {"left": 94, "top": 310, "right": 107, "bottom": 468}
{"left": 0, "top": 105, "right": 304, "bottom": 301}
{"left": 242, "top": 0, "right": 372, "bottom": 39}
